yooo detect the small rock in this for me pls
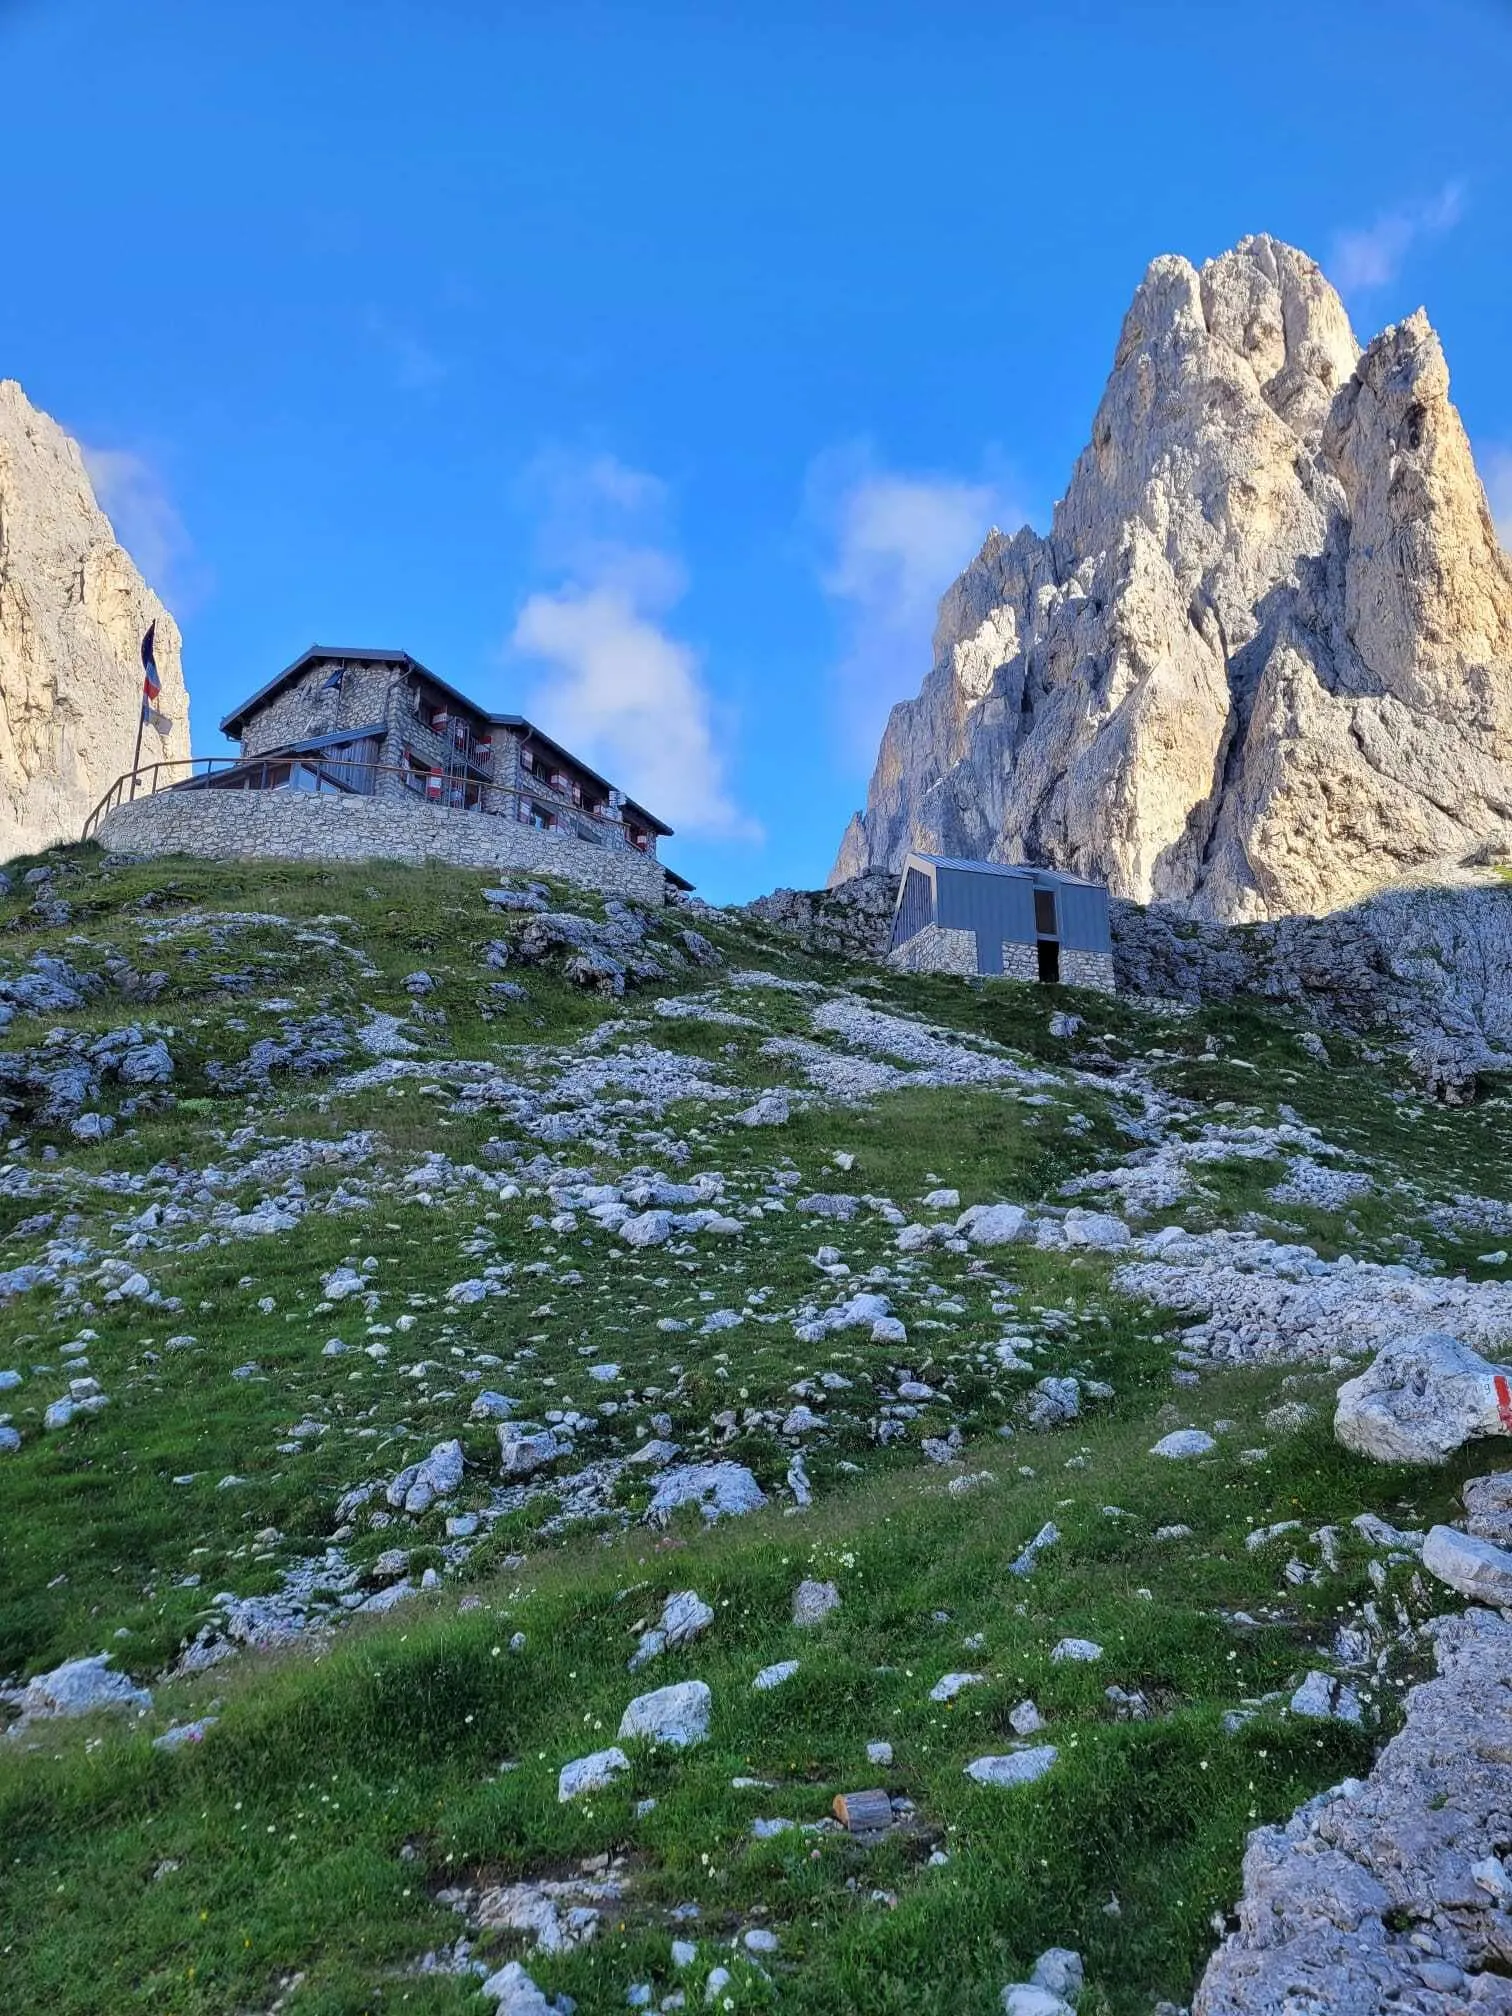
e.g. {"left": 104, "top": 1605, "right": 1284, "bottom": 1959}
{"left": 558, "top": 1747, "right": 631, "bottom": 1801}
{"left": 618, "top": 1680, "right": 711, "bottom": 1750}
{"left": 792, "top": 1579, "right": 840, "bottom": 1627}
{"left": 964, "top": 1748, "right": 1058, "bottom": 1788}
{"left": 1150, "top": 1429, "right": 1215, "bottom": 1460}
{"left": 1050, "top": 1637, "right": 1102, "bottom": 1663}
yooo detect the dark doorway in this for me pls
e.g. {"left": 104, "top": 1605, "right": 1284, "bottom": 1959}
{"left": 1037, "top": 939, "right": 1060, "bottom": 984}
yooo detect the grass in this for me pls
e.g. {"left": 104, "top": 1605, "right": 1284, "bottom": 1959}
{"left": 0, "top": 846, "right": 1507, "bottom": 2013}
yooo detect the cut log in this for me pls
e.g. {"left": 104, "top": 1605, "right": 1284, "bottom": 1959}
{"left": 832, "top": 1788, "right": 892, "bottom": 1832}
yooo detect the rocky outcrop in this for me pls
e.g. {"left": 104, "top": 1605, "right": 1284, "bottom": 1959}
{"left": 834, "top": 236, "right": 1512, "bottom": 923}
{"left": 1196, "top": 1605, "right": 1512, "bottom": 2014}
{"left": 0, "top": 380, "right": 189, "bottom": 862}
{"left": 1111, "top": 882, "right": 1512, "bottom": 1084}
{"left": 740, "top": 869, "right": 897, "bottom": 959}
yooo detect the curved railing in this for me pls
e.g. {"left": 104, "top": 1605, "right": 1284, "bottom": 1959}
{"left": 79, "top": 754, "right": 654, "bottom": 854}
{"left": 82, "top": 756, "right": 264, "bottom": 841}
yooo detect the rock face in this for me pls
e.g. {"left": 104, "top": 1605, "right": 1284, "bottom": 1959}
{"left": 740, "top": 869, "right": 897, "bottom": 959}
{"left": 834, "top": 236, "right": 1512, "bottom": 923}
{"left": 1111, "top": 882, "right": 1512, "bottom": 1079}
{"left": 1196, "top": 1606, "right": 1512, "bottom": 2014}
{"left": 0, "top": 379, "right": 190, "bottom": 862}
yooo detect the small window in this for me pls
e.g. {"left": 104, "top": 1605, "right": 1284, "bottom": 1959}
{"left": 1033, "top": 887, "right": 1058, "bottom": 935}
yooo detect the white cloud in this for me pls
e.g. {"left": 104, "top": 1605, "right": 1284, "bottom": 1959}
{"left": 508, "top": 452, "right": 760, "bottom": 843}
{"left": 811, "top": 449, "right": 1021, "bottom": 768}
{"left": 1484, "top": 446, "right": 1512, "bottom": 552}
{"left": 1329, "top": 180, "right": 1466, "bottom": 295}
{"left": 80, "top": 444, "right": 196, "bottom": 605}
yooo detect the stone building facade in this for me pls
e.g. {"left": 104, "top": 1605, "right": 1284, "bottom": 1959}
{"left": 213, "top": 647, "right": 673, "bottom": 861}
{"left": 95, "top": 787, "right": 671, "bottom": 902}
{"left": 87, "top": 646, "right": 685, "bottom": 896}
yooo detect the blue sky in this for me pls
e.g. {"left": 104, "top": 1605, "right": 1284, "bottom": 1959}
{"left": 2, "top": 0, "right": 1509, "bottom": 901}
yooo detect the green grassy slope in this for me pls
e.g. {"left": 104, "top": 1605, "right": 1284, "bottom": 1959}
{"left": 0, "top": 846, "right": 1507, "bottom": 2016}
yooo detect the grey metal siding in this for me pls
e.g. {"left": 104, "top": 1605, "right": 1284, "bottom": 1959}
{"left": 933, "top": 866, "right": 1022, "bottom": 975}
{"left": 891, "top": 864, "right": 936, "bottom": 950}
{"left": 1054, "top": 881, "right": 1112, "bottom": 954}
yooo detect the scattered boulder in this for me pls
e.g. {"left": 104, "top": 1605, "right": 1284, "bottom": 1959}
{"left": 618, "top": 1680, "right": 710, "bottom": 1750}
{"left": 964, "top": 1747, "right": 1058, "bottom": 1788}
{"left": 1334, "top": 1332, "right": 1512, "bottom": 1464}
{"left": 958, "top": 1202, "right": 1029, "bottom": 1247}
{"left": 792, "top": 1579, "right": 841, "bottom": 1627}
{"left": 647, "top": 1463, "right": 766, "bottom": 1525}
{"left": 558, "top": 1746, "right": 631, "bottom": 1802}
{"left": 630, "top": 1590, "right": 714, "bottom": 1670}
{"left": 499, "top": 1427, "right": 560, "bottom": 1479}
{"left": 1050, "top": 1638, "right": 1102, "bottom": 1663}
{"left": 1422, "top": 1524, "right": 1512, "bottom": 1607}
{"left": 386, "top": 1438, "right": 464, "bottom": 1515}
{"left": 5, "top": 1652, "right": 150, "bottom": 1730}
{"left": 1150, "top": 1429, "right": 1216, "bottom": 1459}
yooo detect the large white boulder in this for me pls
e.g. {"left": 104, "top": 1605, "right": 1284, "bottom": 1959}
{"left": 1334, "top": 1332, "right": 1512, "bottom": 1464}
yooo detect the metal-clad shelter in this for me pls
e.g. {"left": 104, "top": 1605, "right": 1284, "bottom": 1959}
{"left": 888, "top": 851, "right": 1111, "bottom": 980}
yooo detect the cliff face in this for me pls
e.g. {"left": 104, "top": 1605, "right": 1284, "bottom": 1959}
{"left": 0, "top": 380, "right": 190, "bottom": 862}
{"left": 833, "top": 236, "right": 1512, "bottom": 921}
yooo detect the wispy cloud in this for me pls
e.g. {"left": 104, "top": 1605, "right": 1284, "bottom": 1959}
{"left": 364, "top": 309, "right": 448, "bottom": 391}
{"left": 1329, "top": 180, "right": 1466, "bottom": 295}
{"left": 80, "top": 443, "right": 202, "bottom": 609}
{"left": 809, "top": 446, "right": 1022, "bottom": 768}
{"left": 508, "top": 451, "right": 761, "bottom": 843}
{"left": 1484, "top": 446, "right": 1512, "bottom": 552}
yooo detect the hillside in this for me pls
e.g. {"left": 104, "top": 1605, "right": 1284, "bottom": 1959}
{"left": 834, "top": 235, "right": 1512, "bottom": 921}
{"left": 2, "top": 847, "right": 1512, "bottom": 2013}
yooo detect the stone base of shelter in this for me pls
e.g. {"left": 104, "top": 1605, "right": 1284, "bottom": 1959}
{"left": 94, "top": 788, "right": 671, "bottom": 903}
{"left": 888, "top": 927, "right": 1117, "bottom": 994}
{"left": 1059, "top": 948, "right": 1116, "bottom": 994}
{"left": 885, "top": 924, "right": 979, "bottom": 976}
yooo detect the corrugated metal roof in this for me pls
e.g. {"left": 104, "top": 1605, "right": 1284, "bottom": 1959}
{"left": 908, "top": 851, "right": 1105, "bottom": 890}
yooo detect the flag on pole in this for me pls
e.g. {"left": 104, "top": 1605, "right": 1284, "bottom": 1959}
{"left": 140, "top": 622, "right": 171, "bottom": 734}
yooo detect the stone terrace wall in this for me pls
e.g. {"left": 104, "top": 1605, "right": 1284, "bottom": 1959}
{"left": 96, "top": 787, "right": 671, "bottom": 903}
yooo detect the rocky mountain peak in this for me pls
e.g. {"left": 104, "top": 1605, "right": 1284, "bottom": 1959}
{"left": 0, "top": 379, "right": 190, "bottom": 861}
{"left": 834, "top": 237, "right": 1512, "bottom": 922}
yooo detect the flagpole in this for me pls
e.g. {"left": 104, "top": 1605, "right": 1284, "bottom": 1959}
{"left": 131, "top": 621, "right": 155, "bottom": 800}
{"left": 130, "top": 699, "right": 147, "bottom": 801}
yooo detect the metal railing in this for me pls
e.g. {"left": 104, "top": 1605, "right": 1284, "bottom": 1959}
{"left": 80, "top": 753, "right": 635, "bottom": 850}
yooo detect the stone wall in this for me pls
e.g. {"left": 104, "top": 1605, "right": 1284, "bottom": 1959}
{"left": 238, "top": 657, "right": 400, "bottom": 758}
{"left": 886, "top": 924, "right": 979, "bottom": 975}
{"left": 95, "top": 786, "right": 672, "bottom": 903}
{"left": 1000, "top": 942, "right": 1039, "bottom": 982}
{"left": 1061, "top": 948, "right": 1116, "bottom": 994}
